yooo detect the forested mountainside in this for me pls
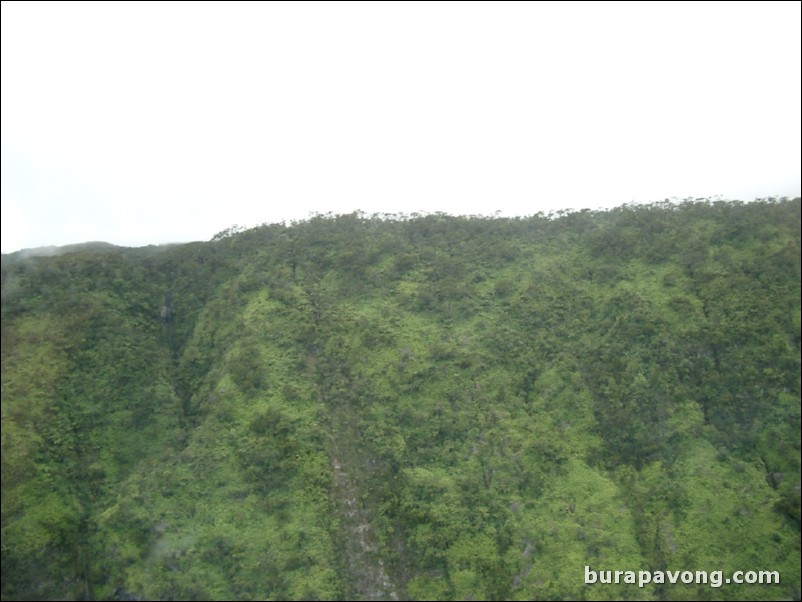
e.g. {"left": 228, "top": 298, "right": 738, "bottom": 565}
{"left": 1, "top": 199, "right": 800, "bottom": 601}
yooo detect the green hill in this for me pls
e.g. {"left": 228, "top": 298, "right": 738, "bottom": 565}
{"left": 2, "top": 199, "right": 800, "bottom": 601}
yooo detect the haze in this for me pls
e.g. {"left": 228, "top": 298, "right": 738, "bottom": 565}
{"left": 2, "top": 0, "right": 800, "bottom": 253}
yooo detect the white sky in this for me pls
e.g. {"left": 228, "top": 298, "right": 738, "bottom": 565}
{"left": 2, "top": 1, "right": 800, "bottom": 253}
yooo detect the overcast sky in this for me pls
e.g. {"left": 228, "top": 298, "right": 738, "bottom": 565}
{"left": 1, "top": 1, "right": 800, "bottom": 253}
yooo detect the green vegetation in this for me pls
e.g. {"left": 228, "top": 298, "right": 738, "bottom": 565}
{"left": 2, "top": 198, "right": 800, "bottom": 601}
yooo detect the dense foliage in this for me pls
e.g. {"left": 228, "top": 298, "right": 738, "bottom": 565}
{"left": 2, "top": 199, "right": 800, "bottom": 601}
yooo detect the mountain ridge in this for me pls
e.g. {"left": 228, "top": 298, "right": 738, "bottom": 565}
{"left": 2, "top": 198, "right": 799, "bottom": 600}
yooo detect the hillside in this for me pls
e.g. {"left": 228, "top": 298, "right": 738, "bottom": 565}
{"left": 2, "top": 199, "right": 800, "bottom": 601}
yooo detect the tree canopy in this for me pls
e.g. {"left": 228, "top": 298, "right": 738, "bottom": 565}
{"left": 2, "top": 198, "right": 800, "bottom": 600}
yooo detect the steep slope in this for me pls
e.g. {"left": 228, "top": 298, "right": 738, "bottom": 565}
{"left": 2, "top": 199, "right": 800, "bottom": 601}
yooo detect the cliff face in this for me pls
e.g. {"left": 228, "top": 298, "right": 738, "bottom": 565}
{"left": 2, "top": 199, "right": 800, "bottom": 601}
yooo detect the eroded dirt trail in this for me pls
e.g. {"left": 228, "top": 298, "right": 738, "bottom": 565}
{"left": 329, "top": 411, "right": 398, "bottom": 601}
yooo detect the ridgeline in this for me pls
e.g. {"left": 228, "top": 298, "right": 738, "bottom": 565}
{"left": 2, "top": 199, "right": 800, "bottom": 600}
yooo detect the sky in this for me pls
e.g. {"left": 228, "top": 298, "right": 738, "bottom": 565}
{"left": 1, "top": 1, "right": 800, "bottom": 253}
